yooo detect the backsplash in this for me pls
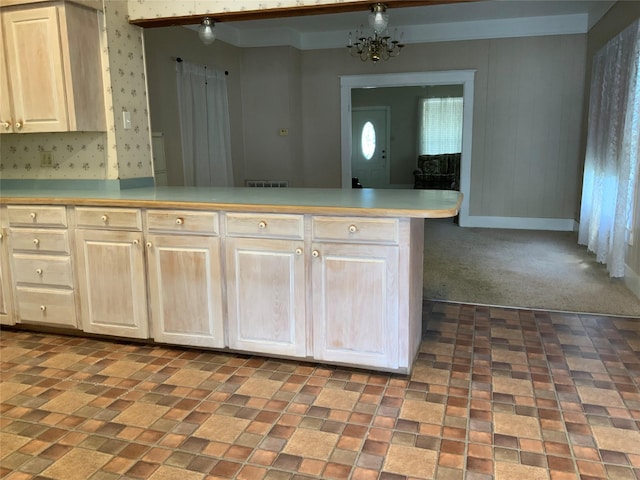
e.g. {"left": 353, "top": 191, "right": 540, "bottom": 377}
{"left": 128, "top": 0, "right": 369, "bottom": 20}
{"left": 1, "top": 0, "right": 153, "bottom": 182}
{"left": 0, "top": 132, "right": 107, "bottom": 179}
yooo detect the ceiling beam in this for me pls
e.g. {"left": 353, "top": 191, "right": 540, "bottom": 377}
{"left": 129, "top": 0, "right": 481, "bottom": 28}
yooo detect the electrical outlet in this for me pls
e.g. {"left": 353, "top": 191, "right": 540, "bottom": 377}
{"left": 40, "top": 151, "right": 53, "bottom": 168}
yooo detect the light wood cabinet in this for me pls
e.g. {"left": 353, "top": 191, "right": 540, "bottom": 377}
{"left": 309, "top": 216, "right": 424, "bottom": 372}
{"left": 146, "top": 233, "right": 224, "bottom": 348}
{"left": 0, "top": 1, "right": 105, "bottom": 133}
{"left": 6, "top": 205, "right": 78, "bottom": 328}
{"left": 225, "top": 213, "right": 306, "bottom": 357}
{"left": 1, "top": 199, "right": 430, "bottom": 373}
{"left": 226, "top": 236, "right": 307, "bottom": 358}
{"left": 311, "top": 242, "right": 399, "bottom": 369}
{"left": 0, "top": 208, "right": 14, "bottom": 325}
{"left": 74, "top": 229, "right": 149, "bottom": 338}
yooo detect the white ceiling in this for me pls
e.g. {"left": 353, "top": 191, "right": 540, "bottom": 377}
{"left": 203, "top": 1, "right": 615, "bottom": 49}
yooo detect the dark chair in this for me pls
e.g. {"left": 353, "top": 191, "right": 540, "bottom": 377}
{"left": 413, "top": 153, "right": 460, "bottom": 190}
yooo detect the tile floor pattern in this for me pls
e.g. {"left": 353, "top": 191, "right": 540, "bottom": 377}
{"left": 1, "top": 301, "right": 639, "bottom": 480}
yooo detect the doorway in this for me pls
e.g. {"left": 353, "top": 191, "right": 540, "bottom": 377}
{"left": 351, "top": 107, "right": 390, "bottom": 188}
{"left": 340, "top": 71, "right": 475, "bottom": 226}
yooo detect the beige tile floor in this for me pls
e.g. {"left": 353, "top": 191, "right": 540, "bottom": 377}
{"left": 1, "top": 301, "right": 639, "bottom": 479}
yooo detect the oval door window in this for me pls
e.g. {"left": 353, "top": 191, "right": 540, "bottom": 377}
{"left": 361, "top": 121, "right": 376, "bottom": 160}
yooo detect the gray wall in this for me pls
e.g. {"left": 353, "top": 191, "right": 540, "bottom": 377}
{"left": 301, "top": 35, "right": 586, "bottom": 219}
{"left": 145, "top": 30, "right": 586, "bottom": 220}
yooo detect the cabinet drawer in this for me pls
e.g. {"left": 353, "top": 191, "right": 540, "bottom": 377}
{"left": 10, "top": 229, "right": 69, "bottom": 254}
{"left": 16, "top": 287, "right": 77, "bottom": 328}
{"left": 226, "top": 213, "right": 304, "bottom": 240}
{"left": 75, "top": 207, "right": 142, "bottom": 230}
{"left": 312, "top": 217, "right": 399, "bottom": 244}
{"left": 146, "top": 210, "right": 219, "bottom": 235}
{"left": 7, "top": 205, "right": 67, "bottom": 227}
{"left": 12, "top": 254, "right": 73, "bottom": 288}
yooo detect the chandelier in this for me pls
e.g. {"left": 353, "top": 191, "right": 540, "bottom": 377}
{"left": 347, "top": 3, "right": 404, "bottom": 63}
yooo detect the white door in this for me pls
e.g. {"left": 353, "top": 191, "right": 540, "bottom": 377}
{"left": 351, "top": 107, "right": 390, "bottom": 188}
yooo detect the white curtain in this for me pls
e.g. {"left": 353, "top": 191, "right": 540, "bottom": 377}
{"left": 418, "top": 97, "right": 463, "bottom": 155}
{"left": 579, "top": 20, "right": 640, "bottom": 278}
{"left": 176, "top": 61, "right": 233, "bottom": 186}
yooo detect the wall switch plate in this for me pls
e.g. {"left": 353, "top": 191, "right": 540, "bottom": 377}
{"left": 123, "top": 111, "right": 132, "bottom": 130}
{"left": 40, "top": 151, "right": 53, "bottom": 168}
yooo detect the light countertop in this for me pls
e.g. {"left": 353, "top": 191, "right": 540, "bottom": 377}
{"left": 0, "top": 186, "right": 462, "bottom": 218}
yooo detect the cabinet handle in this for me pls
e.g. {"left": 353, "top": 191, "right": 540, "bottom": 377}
{"left": 295, "top": 248, "right": 303, "bottom": 255}
{"left": 175, "top": 217, "right": 184, "bottom": 225}
{"left": 146, "top": 242, "right": 152, "bottom": 248}
{"left": 101, "top": 214, "right": 108, "bottom": 222}
{"left": 30, "top": 212, "right": 37, "bottom": 220}
{"left": 33, "top": 238, "right": 40, "bottom": 246}
{"left": 312, "top": 250, "right": 319, "bottom": 258}
{"left": 258, "top": 221, "right": 267, "bottom": 229}
{"left": 0, "top": 233, "right": 3, "bottom": 240}
{"left": 36, "top": 268, "right": 43, "bottom": 276}
{"left": 133, "top": 239, "right": 139, "bottom": 245}
{"left": 15, "top": 121, "right": 22, "bottom": 130}
{"left": 2, "top": 121, "right": 10, "bottom": 130}
{"left": 40, "top": 305, "right": 46, "bottom": 312}
{"left": 348, "top": 224, "right": 358, "bottom": 233}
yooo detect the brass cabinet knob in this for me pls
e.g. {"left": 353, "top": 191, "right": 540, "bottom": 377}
{"left": 258, "top": 221, "right": 267, "bottom": 229}
{"left": 175, "top": 217, "right": 184, "bottom": 225}
{"left": 348, "top": 224, "right": 357, "bottom": 233}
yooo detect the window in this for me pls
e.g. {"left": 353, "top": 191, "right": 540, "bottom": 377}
{"left": 418, "top": 97, "right": 463, "bottom": 155}
{"left": 361, "top": 121, "right": 376, "bottom": 160}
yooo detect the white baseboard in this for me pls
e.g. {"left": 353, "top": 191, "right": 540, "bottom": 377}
{"left": 624, "top": 264, "right": 640, "bottom": 303}
{"left": 459, "top": 215, "right": 576, "bottom": 231}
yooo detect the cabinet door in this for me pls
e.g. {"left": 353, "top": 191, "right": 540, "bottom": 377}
{"left": 75, "top": 229, "right": 148, "bottom": 338}
{"left": 2, "top": 6, "right": 68, "bottom": 132}
{"left": 311, "top": 243, "right": 399, "bottom": 369}
{"left": 226, "top": 237, "right": 306, "bottom": 357}
{"left": 0, "top": 229, "right": 14, "bottom": 325}
{"left": 0, "top": 25, "right": 14, "bottom": 134}
{"left": 147, "top": 234, "right": 224, "bottom": 348}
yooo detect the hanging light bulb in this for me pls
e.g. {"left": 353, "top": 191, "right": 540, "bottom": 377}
{"left": 198, "top": 17, "right": 216, "bottom": 45}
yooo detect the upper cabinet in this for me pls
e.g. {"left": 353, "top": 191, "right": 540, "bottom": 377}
{"left": 0, "top": 1, "right": 106, "bottom": 134}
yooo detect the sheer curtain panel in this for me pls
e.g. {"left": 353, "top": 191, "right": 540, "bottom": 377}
{"left": 579, "top": 20, "right": 640, "bottom": 278}
{"left": 418, "top": 97, "right": 463, "bottom": 155}
{"left": 176, "top": 61, "right": 233, "bottom": 187}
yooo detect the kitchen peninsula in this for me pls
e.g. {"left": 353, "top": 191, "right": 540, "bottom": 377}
{"left": 0, "top": 187, "right": 461, "bottom": 373}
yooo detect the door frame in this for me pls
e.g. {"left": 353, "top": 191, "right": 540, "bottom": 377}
{"left": 352, "top": 106, "right": 391, "bottom": 188}
{"left": 340, "top": 70, "right": 475, "bottom": 226}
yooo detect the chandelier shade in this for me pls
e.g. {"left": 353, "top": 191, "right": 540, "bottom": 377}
{"left": 347, "top": 3, "right": 404, "bottom": 63}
